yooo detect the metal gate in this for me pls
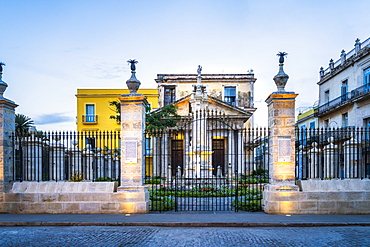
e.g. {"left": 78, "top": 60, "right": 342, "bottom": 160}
{"left": 145, "top": 110, "right": 269, "bottom": 212}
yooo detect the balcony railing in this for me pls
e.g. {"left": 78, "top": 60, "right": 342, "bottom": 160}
{"left": 322, "top": 37, "right": 370, "bottom": 76}
{"left": 318, "top": 92, "right": 350, "bottom": 115}
{"left": 82, "top": 114, "right": 98, "bottom": 124}
{"left": 351, "top": 83, "right": 370, "bottom": 100}
{"left": 318, "top": 84, "right": 370, "bottom": 115}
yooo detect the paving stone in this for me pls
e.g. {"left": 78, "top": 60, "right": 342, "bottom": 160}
{"left": 1, "top": 226, "right": 370, "bottom": 247}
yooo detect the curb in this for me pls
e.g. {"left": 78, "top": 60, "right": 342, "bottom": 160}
{"left": 1, "top": 222, "right": 370, "bottom": 227}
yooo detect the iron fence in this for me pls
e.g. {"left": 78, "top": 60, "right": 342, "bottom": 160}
{"left": 12, "top": 131, "right": 121, "bottom": 182}
{"left": 296, "top": 127, "right": 370, "bottom": 180}
{"left": 145, "top": 110, "right": 269, "bottom": 212}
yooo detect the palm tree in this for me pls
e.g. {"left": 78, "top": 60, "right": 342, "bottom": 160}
{"left": 15, "top": 114, "right": 34, "bottom": 135}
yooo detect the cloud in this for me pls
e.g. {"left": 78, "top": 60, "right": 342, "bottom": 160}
{"left": 34, "top": 113, "right": 74, "bottom": 125}
{"left": 87, "top": 62, "right": 126, "bottom": 80}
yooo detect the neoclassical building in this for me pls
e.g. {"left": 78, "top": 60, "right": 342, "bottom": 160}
{"left": 146, "top": 67, "right": 259, "bottom": 179}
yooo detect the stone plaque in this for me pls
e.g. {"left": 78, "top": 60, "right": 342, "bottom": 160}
{"left": 125, "top": 140, "right": 137, "bottom": 163}
{"left": 278, "top": 136, "right": 291, "bottom": 162}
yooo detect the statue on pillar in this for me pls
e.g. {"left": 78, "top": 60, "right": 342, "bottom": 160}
{"left": 277, "top": 52, "right": 288, "bottom": 64}
{"left": 273, "top": 52, "right": 289, "bottom": 92}
{"left": 0, "top": 62, "right": 5, "bottom": 72}
{"left": 126, "top": 59, "right": 141, "bottom": 94}
{"left": 0, "top": 62, "right": 8, "bottom": 98}
{"left": 197, "top": 65, "right": 202, "bottom": 77}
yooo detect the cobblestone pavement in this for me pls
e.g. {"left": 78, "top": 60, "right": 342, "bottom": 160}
{"left": 1, "top": 226, "right": 370, "bottom": 247}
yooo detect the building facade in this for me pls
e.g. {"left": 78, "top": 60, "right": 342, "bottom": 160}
{"left": 155, "top": 72, "right": 256, "bottom": 126}
{"left": 146, "top": 69, "right": 259, "bottom": 179}
{"left": 316, "top": 38, "right": 370, "bottom": 128}
{"left": 76, "top": 88, "right": 159, "bottom": 132}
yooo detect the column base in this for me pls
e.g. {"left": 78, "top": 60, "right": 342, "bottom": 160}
{"left": 116, "top": 186, "right": 150, "bottom": 213}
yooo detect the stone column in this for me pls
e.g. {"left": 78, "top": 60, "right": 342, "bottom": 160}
{"left": 309, "top": 142, "right": 321, "bottom": 179}
{"left": 343, "top": 136, "right": 359, "bottom": 178}
{"left": 0, "top": 99, "right": 17, "bottom": 189}
{"left": 82, "top": 145, "right": 94, "bottom": 181}
{"left": 265, "top": 92, "right": 298, "bottom": 188}
{"left": 22, "top": 135, "right": 43, "bottom": 181}
{"left": 263, "top": 52, "right": 300, "bottom": 214}
{"left": 49, "top": 137, "right": 66, "bottom": 181}
{"left": 0, "top": 63, "right": 18, "bottom": 213}
{"left": 95, "top": 148, "right": 105, "bottom": 179}
{"left": 118, "top": 94, "right": 149, "bottom": 213}
{"left": 112, "top": 156, "right": 120, "bottom": 180}
{"left": 323, "top": 137, "right": 339, "bottom": 179}
{"left": 68, "top": 142, "right": 82, "bottom": 180}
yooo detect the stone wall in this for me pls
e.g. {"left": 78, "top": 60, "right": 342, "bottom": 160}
{"left": 263, "top": 180, "right": 370, "bottom": 214}
{"left": 1, "top": 182, "right": 148, "bottom": 214}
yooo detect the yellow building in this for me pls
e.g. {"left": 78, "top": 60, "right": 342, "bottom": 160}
{"left": 76, "top": 88, "right": 159, "bottom": 132}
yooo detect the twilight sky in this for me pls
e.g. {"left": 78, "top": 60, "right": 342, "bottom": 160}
{"left": 1, "top": 0, "right": 370, "bottom": 130}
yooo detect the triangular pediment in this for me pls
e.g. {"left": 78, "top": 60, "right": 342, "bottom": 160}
{"left": 169, "top": 94, "right": 255, "bottom": 119}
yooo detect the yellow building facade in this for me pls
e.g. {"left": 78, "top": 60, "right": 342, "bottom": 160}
{"left": 76, "top": 88, "right": 159, "bottom": 132}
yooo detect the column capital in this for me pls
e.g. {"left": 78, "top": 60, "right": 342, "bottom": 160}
{"left": 119, "top": 95, "right": 148, "bottom": 105}
{"left": 265, "top": 92, "right": 298, "bottom": 105}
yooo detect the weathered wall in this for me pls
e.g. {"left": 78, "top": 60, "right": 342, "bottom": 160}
{"left": 1, "top": 182, "right": 151, "bottom": 214}
{"left": 264, "top": 180, "right": 370, "bottom": 214}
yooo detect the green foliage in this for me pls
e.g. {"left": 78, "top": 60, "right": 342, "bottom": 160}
{"left": 145, "top": 178, "right": 164, "bottom": 184}
{"left": 149, "top": 186, "right": 262, "bottom": 198}
{"left": 237, "top": 169, "right": 269, "bottom": 184}
{"left": 109, "top": 100, "right": 121, "bottom": 123}
{"left": 149, "top": 189, "right": 175, "bottom": 211}
{"left": 95, "top": 177, "right": 112, "bottom": 182}
{"left": 108, "top": 100, "right": 180, "bottom": 130}
{"left": 150, "top": 196, "right": 175, "bottom": 211}
{"left": 232, "top": 198, "right": 262, "bottom": 212}
{"left": 149, "top": 186, "right": 263, "bottom": 211}
{"left": 235, "top": 178, "right": 269, "bottom": 184}
{"left": 15, "top": 114, "right": 34, "bottom": 136}
{"left": 70, "top": 173, "right": 83, "bottom": 182}
{"left": 146, "top": 104, "right": 180, "bottom": 131}
{"left": 251, "top": 168, "right": 269, "bottom": 177}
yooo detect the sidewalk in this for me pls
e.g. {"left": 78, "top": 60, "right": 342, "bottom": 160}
{"left": 1, "top": 212, "right": 370, "bottom": 227}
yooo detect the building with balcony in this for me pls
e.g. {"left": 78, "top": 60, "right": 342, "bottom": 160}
{"left": 316, "top": 37, "right": 370, "bottom": 128}
{"left": 155, "top": 72, "right": 256, "bottom": 126}
{"left": 146, "top": 70, "right": 258, "bottom": 178}
{"left": 76, "top": 88, "right": 159, "bottom": 132}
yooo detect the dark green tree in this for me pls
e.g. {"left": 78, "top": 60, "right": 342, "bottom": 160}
{"left": 109, "top": 100, "right": 121, "bottom": 123}
{"left": 146, "top": 104, "right": 180, "bottom": 131}
{"left": 15, "top": 114, "right": 34, "bottom": 135}
{"left": 108, "top": 100, "right": 180, "bottom": 130}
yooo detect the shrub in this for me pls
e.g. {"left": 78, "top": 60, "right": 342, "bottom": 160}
{"left": 150, "top": 196, "right": 175, "bottom": 211}
{"left": 232, "top": 198, "right": 262, "bottom": 212}
{"left": 145, "top": 179, "right": 162, "bottom": 184}
{"left": 70, "top": 173, "right": 83, "bottom": 182}
{"left": 95, "top": 177, "right": 112, "bottom": 182}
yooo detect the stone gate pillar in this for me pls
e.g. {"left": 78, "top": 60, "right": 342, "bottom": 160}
{"left": 0, "top": 63, "right": 18, "bottom": 213}
{"left": 263, "top": 52, "right": 300, "bottom": 214}
{"left": 116, "top": 59, "right": 149, "bottom": 213}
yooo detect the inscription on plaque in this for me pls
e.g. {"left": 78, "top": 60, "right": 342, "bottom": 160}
{"left": 278, "top": 136, "right": 291, "bottom": 162}
{"left": 125, "top": 140, "right": 137, "bottom": 163}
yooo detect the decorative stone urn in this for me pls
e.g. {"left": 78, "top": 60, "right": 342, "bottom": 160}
{"left": 273, "top": 52, "right": 289, "bottom": 92}
{"left": 126, "top": 59, "right": 141, "bottom": 94}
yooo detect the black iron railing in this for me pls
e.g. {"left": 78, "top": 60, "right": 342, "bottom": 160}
{"left": 13, "top": 131, "right": 120, "bottom": 182}
{"left": 296, "top": 127, "right": 370, "bottom": 180}
{"left": 318, "top": 84, "right": 370, "bottom": 116}
{"left": 145, "top": 110, "right": 269, "bottom": 212}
